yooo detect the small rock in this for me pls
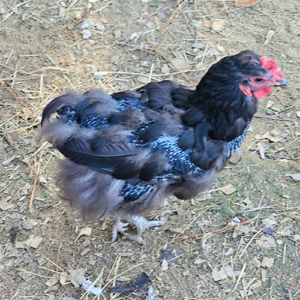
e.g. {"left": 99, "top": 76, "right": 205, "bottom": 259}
{"left": 192, "top": 42, "right": 206, "bottom": 49}
{"left": 216, "top": 45, "right": 224, "bottom": 53}
{"left": 264, "top": 30, "right": 275, "bottom": 45}
{"left": 212, "top": 19, "right": 225, "bottom": 32}
{"left": 263, "top": 227, "right": 276, "bottom": 235}
{"left": 82, "top": 29, "right": 92, "bottom": 39}
{"left": 156, "top": 11, "right": 167, "bottom": 20}
{"left": 74, "top": 50, "right": 82, "bottom": 55}
{"left": 296, "top": 111, "right": 300, "bottom": 118}
{"left": 94, "top": 74, "right": 105, "bottom": 80}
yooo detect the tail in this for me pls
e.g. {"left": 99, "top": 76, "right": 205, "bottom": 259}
{"left": 40, "top": 90, "right": 118, "bottom": 148}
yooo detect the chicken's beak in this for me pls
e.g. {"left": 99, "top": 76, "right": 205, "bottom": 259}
{"left": 274, "top": 78, "right": 288, "bottom": 88}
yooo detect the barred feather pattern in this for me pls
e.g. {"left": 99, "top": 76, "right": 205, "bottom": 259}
{"left": 55, "top": 91, "right": 249, "bottom": 203}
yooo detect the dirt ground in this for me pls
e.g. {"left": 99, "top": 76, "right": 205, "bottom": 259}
{"left": 0, "top": 0, "right": 300, "bottom": 299}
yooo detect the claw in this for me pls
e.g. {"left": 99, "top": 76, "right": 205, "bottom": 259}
{"left": 111, "top": 221, "right": 129, "bottom": 243}
{"left": 127, "top": 235, "right": 146, "bottom": 245}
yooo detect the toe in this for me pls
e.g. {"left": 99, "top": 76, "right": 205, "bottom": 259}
{"left": 127, "top": 235, "right": 146, "bottom": 245}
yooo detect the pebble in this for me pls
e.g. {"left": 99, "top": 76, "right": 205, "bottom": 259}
{"left": 74, "top": 50, "right": 82, "bottom": 55}
{"left": 82, "top": 29, "right": 92, "bottom": 39}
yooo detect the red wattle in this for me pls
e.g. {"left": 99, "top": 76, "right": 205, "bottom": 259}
{"left": 253, "top": 87, "right": 272, "bottom": 99}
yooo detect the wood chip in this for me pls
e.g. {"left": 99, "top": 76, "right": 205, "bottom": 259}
{"left": 253, "top": 257, "right": 261, "bottom": 268}
{"left": 261, "top": 268, "right": 267, "bottom": 282}
{"left": 264, "top": 30, "right": 275, "bottom": 45}
{"left": 69, "top": 268, "right": 86, "bottom": 288}
{"left": 0, "top": 199, "right": 14, "bottom": 211}
{"left": 261, "top": 257, "right": 274, "bottom": 268}
{"left": 221, "top": 184, "right": 237, "bottom": 195}
{"left": 233, "top": 224, "right": 250, "bottom": 238}
{"left": 74, "top": 227, "right": 92, "bottom": 242}
{"left": 256, "top": 236, "right": 276, "bottom": 248}
{"left": 212, "top": 19, "right": 225, "bottom": 32}
{"left": 24, "top": 235, "right": 43, "bottom": 248}
{"left": 212, "top": 267, "right": 228, "bottom": 281}
{"left": 46, "top": 274, "right": 59, "bottom": 287}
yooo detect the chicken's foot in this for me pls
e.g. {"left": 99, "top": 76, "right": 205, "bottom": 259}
{"left": 111, "top": 217, "right": 129, "bottom": 242}
{"left": 126, "top": 215, "right": 165, "bottom": 245}
{"left": 111, "top": 214, "right": 165, "bottom": 245}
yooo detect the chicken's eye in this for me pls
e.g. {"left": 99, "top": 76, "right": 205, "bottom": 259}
{"left": 254, "top": 78, "right": 264, "bottom": 83}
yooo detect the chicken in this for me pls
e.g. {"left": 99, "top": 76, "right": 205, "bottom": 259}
{"left": 40, "top": 50, "right": 287, "bottom": 245}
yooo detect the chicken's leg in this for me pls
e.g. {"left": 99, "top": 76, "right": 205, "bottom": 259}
{"left": 111, "top": 216, "right": 129, "bottom": 242}
{"left": 126, "top": 215, "right": 165, "bottom": 245}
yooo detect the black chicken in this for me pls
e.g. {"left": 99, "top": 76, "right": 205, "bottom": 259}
{"left": 40, "top": 50, "right": 287, "bottom": 244}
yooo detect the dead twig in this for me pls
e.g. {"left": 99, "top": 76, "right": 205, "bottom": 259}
{"left": 72, "top": 9, "right": 90, "bottom": 29}
{"left": 0, "top": 80, "right": 33, "bottom": 114}
{"left": 176, "top": 217, "right": 258, "bottom": 241}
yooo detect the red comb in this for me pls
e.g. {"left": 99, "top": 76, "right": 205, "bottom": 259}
{"left": 259, "top": 57, "right": 283, "bottom": 80}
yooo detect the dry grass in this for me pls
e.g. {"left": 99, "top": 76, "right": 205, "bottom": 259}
{"left": 0, "top": 0, "right": 299, "bottom": 299}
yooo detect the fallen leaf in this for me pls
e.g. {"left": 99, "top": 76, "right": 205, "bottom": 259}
{"left": 252, "top": 257, "right": 261, "bottom": 268}
{"left": 39, "top": 175, "right": 47, "bottom": 184}
{"left": 108, "top": 272, "right": 151, "bottom": 295}
{"left": 161, "top": 259, "right": 168, "bottom": 271}
{"left": 261, "top": 268, "right": 267, "bottom": 282}
{"left": 262, "top": 218, "right": 277, "bottom": 227}
{"left": 250, "top": 280, "right": 261, "bottom": 290}
{"left": 24, "top": 235, "right": 43, "bottom": 248}
{"left": 14, "top": 241, "right": 25, "bottom": 249}
{"left": 69, "top": 268, "right": 86, "bottom": 288}
{"left": 223, "top": 265, "right": 235, "bottom": 277}
{"left": 160, "top": 246, "right": 180, "bottom": 263}
{"left": 285, "top": 174, "right": 300, "bottom": 181}
{"left": 161, "top": 64, "right": 170, "bottom": 75}
{"left": 220, "top": 184, "right": 237, "bottom": 195}
{"left": 212, "top": 19, "right": 225, "bottom": 32}
{"left": 212, "top": 267, "right": 228, "bottom": 281}
{"left": 233, "top": 224, "right": 249, "bottom": 238}
{"left": 225, "top": 248, "right": 234, "bottom": 256}
{"left": 136, "top": 75, "right": 150, "bottom": 84}
{"left": 277, "top": 227, "right": 292, "bottom": 236}
{"left": 170, "top": 58, "right": 190, "bottom": 70}
{"left": 266, "top": 100, "right": 274, "bottom": 108}
{"left": 240, "top": 289, "right": 253, "bottom": 298}
{"left": 0, "top": 199, "right": 14, "bottom": 211}
{"left": 293, "top": 235, "right": 300, "bottom": 241}
{"left": 46, "top": 274, "right": 59, "bottom": 287}
{"left": 261, "top": 257, "right": 274, "bottom": 268}
{"left": 59, "top": 272, "right": 68, "bottom": 285}
{"left": 260, "top": 131, "right": 280, "bottom": 142}
{"left": 74, "top": 227, "right": 92, "bottom": 242}
{"left": 194, "top": 258, "right": 205, "bottom": 265}
{"left": 256, "top": 236, "right": 276, "bottom": 248}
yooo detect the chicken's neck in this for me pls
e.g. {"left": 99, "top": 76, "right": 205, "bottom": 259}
{"left": 183, "top": 86, "right": 257, "bottom": 141}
